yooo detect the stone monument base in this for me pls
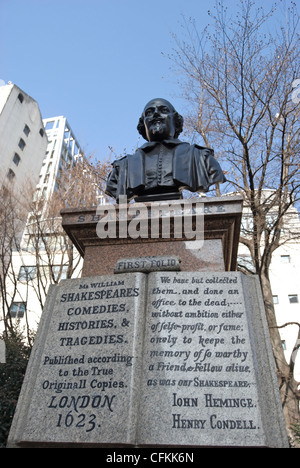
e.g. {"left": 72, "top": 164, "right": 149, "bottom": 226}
{"left": 8, "top": 270, "right": 288, "bottom": 448}
{"left": 7, "top": 196, "right": 288, "bottom": 448}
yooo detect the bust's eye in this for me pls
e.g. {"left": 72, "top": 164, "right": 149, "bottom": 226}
{"left": 160, "top": 106, "right": 170, "bottom": 113}
{"left": 145, "top": 108, "right": 154, "bottom": 116}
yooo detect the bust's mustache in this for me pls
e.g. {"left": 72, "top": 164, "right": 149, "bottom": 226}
{"left": 149, "top": 119, "right": 166, "bottom": 131}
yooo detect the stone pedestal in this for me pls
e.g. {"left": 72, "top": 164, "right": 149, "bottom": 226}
{"left": 8, "top": 274, "right": 147, "bottom": 447}
{"left": 60, "top": 196, "right": 243, "bottom": 275}
{"left": 138, "top": 271, "right": 287, "bottom": 447}
{"left": 8, "top": 271, "right": 288, "bottom": 448}
{"left": 7, "top": 195, "right": 289, "bottom": 448}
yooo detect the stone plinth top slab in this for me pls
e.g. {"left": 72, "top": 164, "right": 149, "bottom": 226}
{"left": 61, "top": 196, "right": 243, "bottom": 273}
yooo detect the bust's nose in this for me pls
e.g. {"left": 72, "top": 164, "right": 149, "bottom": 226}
{"left": 153, "top": 107, "right": 161, "bottom": 116}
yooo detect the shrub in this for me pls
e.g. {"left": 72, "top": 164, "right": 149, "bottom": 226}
{"left": 0, "top": 330, "right": 32, "bottom": 447}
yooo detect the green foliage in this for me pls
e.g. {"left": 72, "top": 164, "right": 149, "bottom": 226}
{"left": 0, "top": 329, "right": 32, "bottom": 447}
{"left": 291, "top": 422, "right": 300, "bottom": 448}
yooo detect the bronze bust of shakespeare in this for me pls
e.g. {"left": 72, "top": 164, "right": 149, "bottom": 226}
{"left": 105, "top": 98, "right": 226, "bottom": 202}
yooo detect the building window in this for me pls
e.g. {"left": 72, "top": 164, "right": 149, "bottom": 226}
{"left": 272, "top": 295, "right": 279, "bottom": 305}
{"left": 288, "top": 294, "right": 299, "bottom": 304}
{"left": 13, "top": 153, "right": 21, "bottom": 166}
{"left": 52, "top": 265, "right": 68, "bottom": 281}
{"left": 7, "top": 168, "right": 15, "bottom": 180}
{"left": 41, "top": 187, "right": 47, "bottom": 199}
{"left": 18, "top": 138, "right": 26, "bottom": 151}
{"left": 45, "top": 120, "right": 55, "bottom": 130}
{"left": 10, "top": 302, "right": 26, "bottom": 318}
{"left": 281, "top": 255, "right": 290, "bottom": 263}
{"left": 281, "top": 340, "right": 286, "bottom": 351}
{"left": 18, "top": 266, "right": 36, "bottom": 281}
{"left": 46, "top": 162, "right": 52, "bottom": 174}
{"left": 39, "top": 128, "right": 44, "bottom": 137}
{"left": 238, "top": 255, "right": 255, "bottom": 272}
{"left": 17, "top": 93, "right": 24, "bottom": 103}
{"left": 24, "top": 234, "right": 44, "bottom": 252}
{"left": 23, "top": 124, "right": 30, "bottom": 137}
{"left": 33, "top": 188, "right": 40, "bottom": 202}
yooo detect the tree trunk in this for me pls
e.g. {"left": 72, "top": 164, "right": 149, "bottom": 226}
{"left": 260, "top": 269, "right": 300, "bottom": 445}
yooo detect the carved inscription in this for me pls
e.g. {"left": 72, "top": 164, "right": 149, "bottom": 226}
{"left": 23, "top": 274, "right": 146, "bottom": 444}
{"left": 9, "top": 268, "right": 288, "bottom": 447}
{"left": 19, "top": 271, "right": 266, "bottom": 446}
{"left": 138, "top": 272, "right": 263, "bottom": 446}
{"left": 114, "top": 256, "right": 181, "bottom": 274}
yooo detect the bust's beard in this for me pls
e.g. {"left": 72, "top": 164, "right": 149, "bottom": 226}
{"left": 149, "top": 122, "right": 166, "bottom": 140}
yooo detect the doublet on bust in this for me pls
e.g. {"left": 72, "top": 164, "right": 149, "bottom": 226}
{"left": 144, "top": 142, "right": 175, "bottom": 190}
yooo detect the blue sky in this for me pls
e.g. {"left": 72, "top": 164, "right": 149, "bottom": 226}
{"left": 0, "top": 0, "right": 284, "bottom": 162}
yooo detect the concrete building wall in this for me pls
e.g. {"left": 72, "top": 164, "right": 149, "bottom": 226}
{"left": 7, "top": 250, "right": 82, "bottom": 332}
{"left": 34, "top": 116, "right": 83, "bottom": 204}
{"left": 0, "top": 83, "right": 48, "bottom": 194}
{"left": 0, "top": 114, "right": 85, "bottom": 335}
{"left": 269, "top": 244, "right": 300, "bottom": 381}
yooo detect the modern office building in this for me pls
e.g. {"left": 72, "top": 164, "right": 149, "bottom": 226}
{"left": 0, "top": 83, "right": 48, "bottom": 193}
{"left": 0, "top": 83, "right": 49, "bottom": 333}
{"left": 268, "top": 205, "right": 300, "bottom": 380}
{"left": 2, "top": 116, "right": 86, "bottom": 332}
{"left": 35, "top": 116, "right": 83, "bottom": 203}
{"left": 1, "top": 113, "right": 107, "bottom": 334}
